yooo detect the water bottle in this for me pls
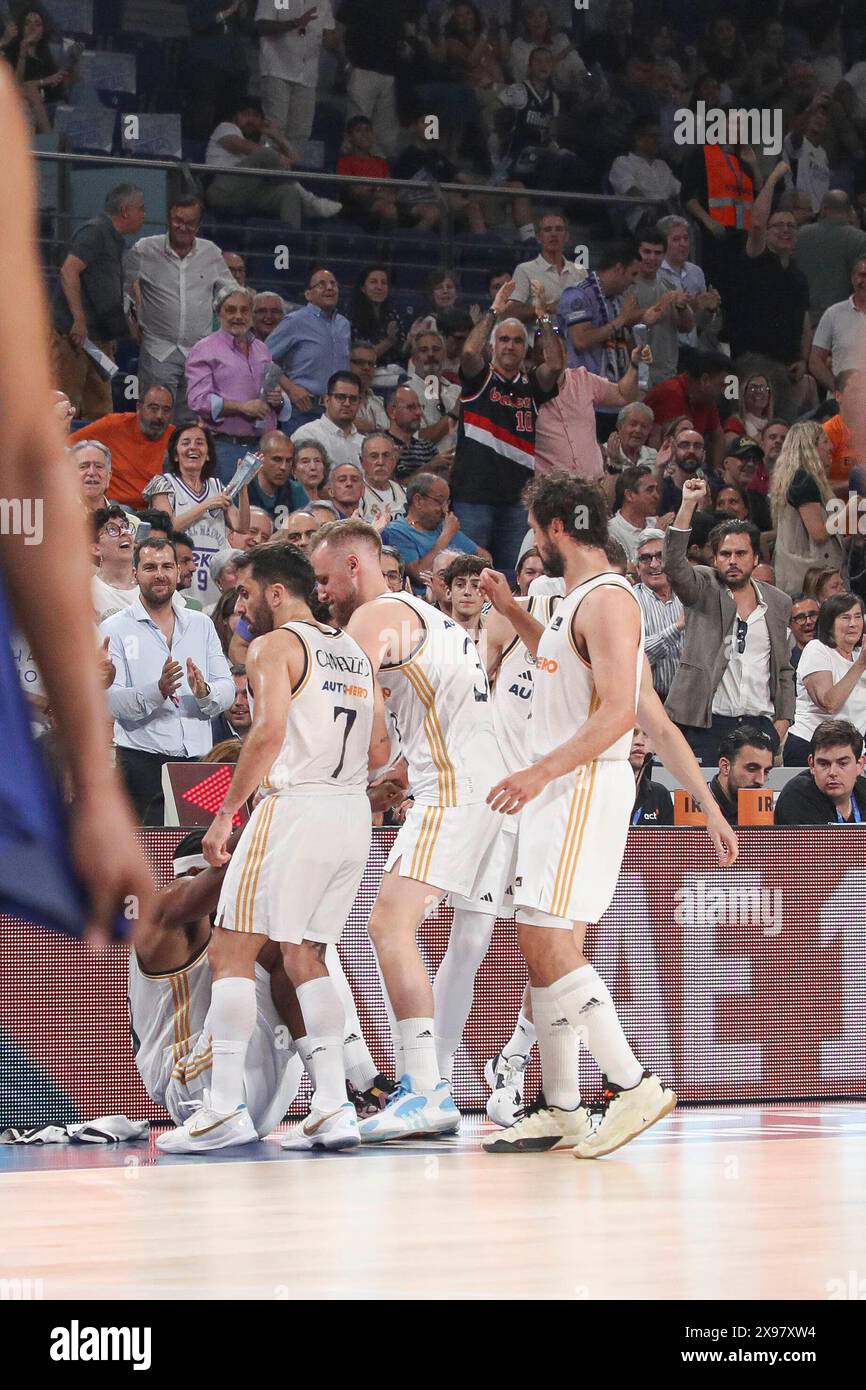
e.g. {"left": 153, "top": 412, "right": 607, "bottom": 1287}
{"left": 633, "top": 323, "right": 650, "bottom": 392}
{"left": 257, "top": 362, "right": 283, "bottom": 431}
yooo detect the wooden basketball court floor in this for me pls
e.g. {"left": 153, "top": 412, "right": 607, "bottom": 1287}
{"left": 2, "top": 1102, "right": 864, "bottom": 1300}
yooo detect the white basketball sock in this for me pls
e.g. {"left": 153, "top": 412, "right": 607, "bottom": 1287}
{"left": 501, "top": 1009, "right": 537, "bottom": 1060}
{"left": 397, "top": 1017, "right": 440, "bottom": 1090}
{"left": 324, "top": 945, "right": 379, "bottom": 1092}
{"left": 208, "top": 976, "right": 257, "bottom": 1114}
{"left": 296, "top": 977, "right": 349, "bottom": 1113}
{"left": 548, "top": 965, "right": 643, "bottom": 1090}
{"left": 530, "top": 985, "right": 581, "bottom": 1110}
{"left": 433, "top": 908, "right": 496, "bottom": 1081}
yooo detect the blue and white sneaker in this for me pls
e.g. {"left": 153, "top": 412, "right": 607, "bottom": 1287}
{"left": 359, "top": 1075, "right": 460, "bottom": 1143}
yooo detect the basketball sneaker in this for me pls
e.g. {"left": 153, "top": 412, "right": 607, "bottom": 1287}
{"left": 156, "top": 1098, "right": 258, "bottom": 1154}
{"left": 482, "top": 1095, "right": 592, "bottom": 1153}
{"left": 574, "top": 1072, "right": 676, "bottom": 1159}
{"left": 484, "top": 1052, "right": 527, "bottom": 1127}
{"left": 280, "top": 1102, "right": 360, "bottom": 1151}
{"left": 359, "top": 1076, "right": 459, "bottom": 1143}
{"left": 347, "top": 1073, "right": 396, "bottom": 1119}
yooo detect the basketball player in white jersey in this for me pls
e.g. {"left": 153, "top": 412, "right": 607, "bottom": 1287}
{"left": 432, "top": 554, "right": 559, "bottom": 1100}
{"left": 157, "top": 541, "right": 389, "bottom": 1153}
{"left": 130, "top": 830, "right": 305, "bottom": 1150}
{"left": 311, "top": 519, "right": 513, "bottom": 1141}
{"left": 482, "top": 473, "right": 738, "bottom": 1156}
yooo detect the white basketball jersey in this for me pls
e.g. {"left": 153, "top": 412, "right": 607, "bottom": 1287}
{"left": 492, "top": 592, "right": 559, "bottom": 772}
{"left": 127, "top": 944, "right": 212, "bottom": 1108}
{"left": 261, "top": 620, "right": 375, "bottom": 795}
{"left": 374, "top": 591, "right": 505, "bottom": 806}
{"left": 531, "top": 573, "right": 644, "bottom": 763}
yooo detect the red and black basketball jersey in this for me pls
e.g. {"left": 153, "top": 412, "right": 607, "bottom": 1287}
{"left": 451, "top": 364, "right": 559, "bottom": 505}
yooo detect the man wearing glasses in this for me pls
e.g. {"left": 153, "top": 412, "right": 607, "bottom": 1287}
{"left": 124, "top": 195, "right": 239, "bottom": 421}
{"left": 663, "top": 476, "right": 794, "bottom": 765}
{"left": 290, "top": 370, "right": 364, "bottom": 469}
{"left": 267, "top": 266, "right": 351, "bottom": 429}
{"left": 634, "top": 527, "right": 684, "bottom": 700}
{"left": 728, "top": 158, "right": 816, "bottom": 419}
{"left": 91, "top": 505, "right": 139, "bottom": 623}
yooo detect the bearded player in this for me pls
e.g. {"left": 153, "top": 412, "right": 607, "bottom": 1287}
{"left": 483, "top": 474, "right": 738, "bottom": 1157}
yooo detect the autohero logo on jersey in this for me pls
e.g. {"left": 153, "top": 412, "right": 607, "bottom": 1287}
{"left": 316, "top": 648, "right": 371, "bottom": 699}
{"left": 50, "top": 1320, "right": 152, "bottom": 1370}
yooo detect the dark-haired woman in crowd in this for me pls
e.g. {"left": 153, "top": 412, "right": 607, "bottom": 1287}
{"left": 349, "top": 266, "right": 407, "bottom": 364}
{"left": 143, "top": 423, "right": 250, "bottom": 607}
{"left": 3, "top": 4, "right": 73, "bottom": 131}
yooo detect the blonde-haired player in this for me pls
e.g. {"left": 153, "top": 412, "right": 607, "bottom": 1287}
{"left": 312, "top": 518, "right": 513, "bottom": 1140}
{"left": 483, "top": 473, "right": 738, "bottom": 1157}
{"left": 158, "top": 541, "right": 389, "bottom": 1153}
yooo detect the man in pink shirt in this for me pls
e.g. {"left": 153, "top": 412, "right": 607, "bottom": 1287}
{"left": 186, "top": 285, "right": 290, "bottom": 484}
{"left": 534, "top": 343, "right": 653, "bottom": 478}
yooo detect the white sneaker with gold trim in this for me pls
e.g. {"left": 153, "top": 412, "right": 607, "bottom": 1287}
{"left": 281, "top": 1102, "right": 360, "bottom": 1151}
{"left": 156, "top": 1099, "right": 258, "bottom": 1154}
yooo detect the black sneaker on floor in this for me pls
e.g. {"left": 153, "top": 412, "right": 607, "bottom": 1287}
{"left": 347, "top": 1074, "right": 396, "bottom": 1119}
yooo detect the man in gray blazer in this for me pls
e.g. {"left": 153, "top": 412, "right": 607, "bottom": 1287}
{"left": 663, "top": 477, "right": 794, "bottom": 765}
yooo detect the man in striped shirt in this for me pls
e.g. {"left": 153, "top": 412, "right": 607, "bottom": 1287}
{"left": 633, "top": 527, "right": 684, "bottom": 700}
{"left": 450, "top": 278, "right": 563, "bottom": 574}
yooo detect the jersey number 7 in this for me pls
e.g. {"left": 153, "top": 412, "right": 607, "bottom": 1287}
{"left": 332, "top": 705, "right": 358, "bottom": 777}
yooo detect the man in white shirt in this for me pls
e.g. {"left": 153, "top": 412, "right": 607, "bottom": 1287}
{"left": 125, "top": 195, "right": 238, "bottom": 419}
{"left": 608, "top": 119, "right": 681, "bottom": 236}
{"left": 783, "top": 102, "right": 830, "bottom": 214}
{"left": 91, "top": 505, "right": 139, "bottom": 622}
{"left": 290, "top": 369, "right": 363, "bottom": 468}
{"left": 101, "top": 535, "right": 234, "bottom": 823}
{"left": 808, "top": 257, "right": 866, "bottom": 391}
{"left": 254, "top": 0, "right": 336, "bottom": 145}
{"left": 403, "top": 329, "right": 460, "bottom": 448}
{"left": 505, "top": 210, "right": 586, "bottom": 322}
{"left": 351, "top": 339, "right": 391, "bottom": 433}
{"left": 607, "top": 463, "right": 665, "bottom": 563}
{"left": 657, "top": 214, "right": 722, "bottom": 351}
{"left": 205, "top": 99, "right": 340, "bottom": 229}
{"left": 358, "top": 432, "right": 407, "bottom": 524}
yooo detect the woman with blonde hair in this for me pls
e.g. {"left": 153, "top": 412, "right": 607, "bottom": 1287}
{"left": 769, "top": 421, "right": 847, "bottom": 596}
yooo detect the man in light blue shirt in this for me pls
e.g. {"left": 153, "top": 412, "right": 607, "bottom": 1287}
{"left": 101, "top": 535, "right": 234, "bottom": 823}
{"left": 382, "top": 472, "right": 485, "bottom": 595}
{"left": 266, "top": 265, "right": 351, "bottom": 430}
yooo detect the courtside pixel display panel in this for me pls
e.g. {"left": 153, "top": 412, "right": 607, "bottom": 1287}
{"left": 1, "top": 829, "right": 864, "bottom": 1126}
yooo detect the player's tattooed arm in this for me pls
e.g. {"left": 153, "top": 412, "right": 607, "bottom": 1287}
{"left": 636, "top": 657, "right": 738, "bottom": 865}
{"left": 368, "top": 678, "right": 391, "bottom": 773}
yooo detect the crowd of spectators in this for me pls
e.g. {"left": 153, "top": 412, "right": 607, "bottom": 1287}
{"left": 16, "top": 1, "right": 866, "bottom": 829}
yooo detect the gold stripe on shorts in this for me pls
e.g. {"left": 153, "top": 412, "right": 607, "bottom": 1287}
{"left": 549, "top": 691, "right": 600, "bottom": 918}
{"left": 550, "top": 760, "right": 598, "bottom": 919}
{"left": 403, "top": 666, "right": 456, "bottom": 806}
{"left": 408, "top": 804, "right": 444, "bottom": 882}
{"left": 417, "top": 805, "right": 444, "bottom": 884}
{"left": 236, "top": 796, "right": 278, "bottom": 934}
{"left": 169, "top": 973, "right": 190, "bottom": 1065}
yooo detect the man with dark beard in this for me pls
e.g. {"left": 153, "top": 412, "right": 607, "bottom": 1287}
{"left": 101, "top": 536, "right": 235, "bottom": 823}
{"left": 159, "top": 542, "right": 391, "bottom": 1154}
{"left": 478, "top": 473, "right": 737, "bottom": 1158}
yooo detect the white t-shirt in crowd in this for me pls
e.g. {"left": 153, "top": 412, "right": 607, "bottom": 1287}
{"left": 255, "top": 0, "right": 334, "bottom": 87}
{"left": 789, "top": 639, "right": 866, "bottom": 742}
{"left": 205, "top": 123, "right": 248, "bottom": 170}
{"left": 92, "top": 574, "right": 139, "bottom": 623}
